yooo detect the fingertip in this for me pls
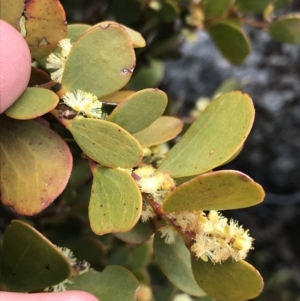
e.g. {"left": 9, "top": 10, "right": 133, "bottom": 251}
{"left": 0, "top": 20, "right": 31, "bottom": 113}
{"left": 0, "top": 291, "right": 100, "bottom": 301}
{"left": 57, "top": 291, "right": 100, "bottom": 301}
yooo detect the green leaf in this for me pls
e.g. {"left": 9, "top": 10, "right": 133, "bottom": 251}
{"left": 212, "top": 78, "right": 245, "bottom": 99}
{"left": 38, "top": 23, "right": 92, "bottom": 69}
{"left": 65, "top": 117, "right": 143, "bottom": 168}
{"left": 268, "top": 14, "right": 300, "bottom": 44}
{"left": 60, "top": 23, "right": 135, "bottom": 97}
{"left": 154, "top": 234, "right": 206, "bottom": 297}
{"left": 236, "top": 0, "right": 275, "bottom": 13}
{"left": 114, "top": 219, "right": 155, "bottom": 244}
{"left": 89, "top": 166, "right": 142, "bottom": 235}
{"left": 24, "top": 0, "right": 67, "bottom": 60}
{"left": 1, "top": 0, "right": 25, "bottom": 31}
{"left": 158, "top": 0, "right": 180, "bottom": 22}
{"left": 191, "top": 256, "right": 263, "bottom": 301}
{"left": 201, "top": 0, "right": 234, "bottom": 19}
{"left": 91, "top": 21, "right": 146, "bottom": 48}
{"left": 133, "top": 116, "right": 183, "bottom": 147}
{"left": 162, "top": 170, "right": 265, "bottom": 213}
{"left": 0, "top": 116, "right": 72, "bottom": 215}
{"left": 67, "top": 266, "right": 139, "bottom": 301}
{"left": 107, "top": 89, "right": 168, "bottom": 134}
{"left": 128, "top": 59, "right": 164, "bottom": 90}
{"left": 5, "top": 87, "right": 59, "bottom": 120}
{"left": 67, "top": 23, "right": 92, "bottom": 42}
{"left": 274, "top": 0, "right": 291, "bottom": 10}
{"left": 0, "top": 220, "right": 72, "bottom": 292}
{"left": 208, "top": 20, "right": 251, "bottom": 64}
{"left": 99, "top": 90, "right": 135, "bottom": 104}
{"left": 158, "top": 92, "right": 254, "bottom": 178}
{"left": 71, "top": 236, "right": 106, "bottom": 266}
{"left": 131, "top": 244, "right": 152, "bottom": 270}
{"left": 153, "top": 282, "right": 177, "bottom": 301}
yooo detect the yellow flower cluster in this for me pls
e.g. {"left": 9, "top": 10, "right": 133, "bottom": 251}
{"left": 134, "top": 165, "right": 175, "bottom": 222}
{"left": 133, "top": 165, "right": 252, "bottom": 264}
{"left": 171, "top": 210, "right": 253, "bottom": 263}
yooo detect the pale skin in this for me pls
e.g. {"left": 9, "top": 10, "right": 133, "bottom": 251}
{"left": 0, "top": 21, "right": 99, "bottom": 301}
{"left": 0, "top": 291, "right": 99, "bottom": 301}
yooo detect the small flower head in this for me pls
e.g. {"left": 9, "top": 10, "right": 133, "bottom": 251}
{"left": 134, "top": 165, "right": 175, "bottom": 204}
{"left": 62, "top": 90, "right": 103, "bottom": 119}
{"left": 158, "top": 224, "right": 177, "bottom": 244}
{"left": 46, "top": 38, "right": 73, "bottom": 83}
{"left": 142, "top": 144, "right": 169, "bottom": 165}
{"left": 59, "top": 246, "right": 77, "bottom": 266}
{"left": 44, "top": 246, "right": 90, "bottom": 292}
{"left": 141, "top": 201, "right": 156, "bottom": 222}
{"left": 191, "top": 211, "right": 253, "bottom": 264}
{"left": 173, "top": 210, "right": 202, "bottom": 232}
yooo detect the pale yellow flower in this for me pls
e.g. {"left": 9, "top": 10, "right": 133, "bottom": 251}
{"left": 62, "top": 90, "right": 103, "bottom": 119}
{"left": 159, "top": 224, "right": 177, "bottom": 244}
{"left": 46, "top": 38, "right": 73, "bottom": 83}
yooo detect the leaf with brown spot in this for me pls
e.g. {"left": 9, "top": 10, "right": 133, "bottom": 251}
{"left": 0, "top": 116, "right": 72, "bottom": 215}
{"left": 65, "top": 117, "right": 143, "bottom": 168}
{"left": 0, "top": 220, "right": 72, "bottom": 292}
{"left": 24, "top": 0, "right": 67, "bottom": 60}
{"left": 89, "top": 166, "right": 142, "bottom": 235}
{"left": 60, "top": 23, "right": 136, "bottom": 97}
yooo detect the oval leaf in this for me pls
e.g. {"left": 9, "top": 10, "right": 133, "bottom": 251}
{"left": 154, "top": 234, "right": 206, "bottom": 297}
{"left": 65, "top": 117, "right": 143, "bottom": 168}
{"left": 268, "top": 14, "right": 300, "bottom": 44}
{"left": 0, "top": 116, "right": 72, "bottom": 215}
{"left": 158, "top": 1, "right": 180, "bottom": 22}
{"left": 67, "top": 23, "right": 92, "bottom": 42}
{"left": 201, "top": 0, "right": 234, "bottom": 19}
{"left": 24, "top": 0, "right": 67, "bottom": 60}
{"left": 162, "top": 170, "right": 265, "bottom": 213}
{"left": 1, "top": 0, "right": 25, "bottom": 30}
{"left": 208, "top": 20, "right": 251, "bottom": 64}
{"left": 107, "top": 89, "right": 168, "bottom": 134}
{"left": 5, "top": 87, "right": 59, "bottom": 119}
{"left": 191, "top": 256, "right": 263, "bottom": 301}
{"left": 133, "top": 116, "right": 183, "bottom": 147}
{"left": 99, "top": 90, "right": 135, "bottom": 104}
{"left": 89, "top": 166, "right": 142, "bottom": 235}
{"left": 128, "top": 59, "right": 165, "bottom": 90}
{"left": 0, "top": 220, "right": 72, "bottom": 292}
{"left": 67, "top": 267, "right": 139, "bottom": 301}
{"left": 114, "top": 219, "right": 155, "bottom": 244}
{"left": 61, "top": 23, "right": 135, "bottom": 97}
{"left": 236, "top": 0, "right": 275, "bottom": 13}
{"left": 157, "top": 92, "right": 254, "bottom": 178}
{"left": 91, "top": 21, "right": 146, "bottom": 48}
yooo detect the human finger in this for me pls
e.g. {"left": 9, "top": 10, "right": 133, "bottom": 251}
{"left": 0, "top": 290, "right": 100, "bottom": 301}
